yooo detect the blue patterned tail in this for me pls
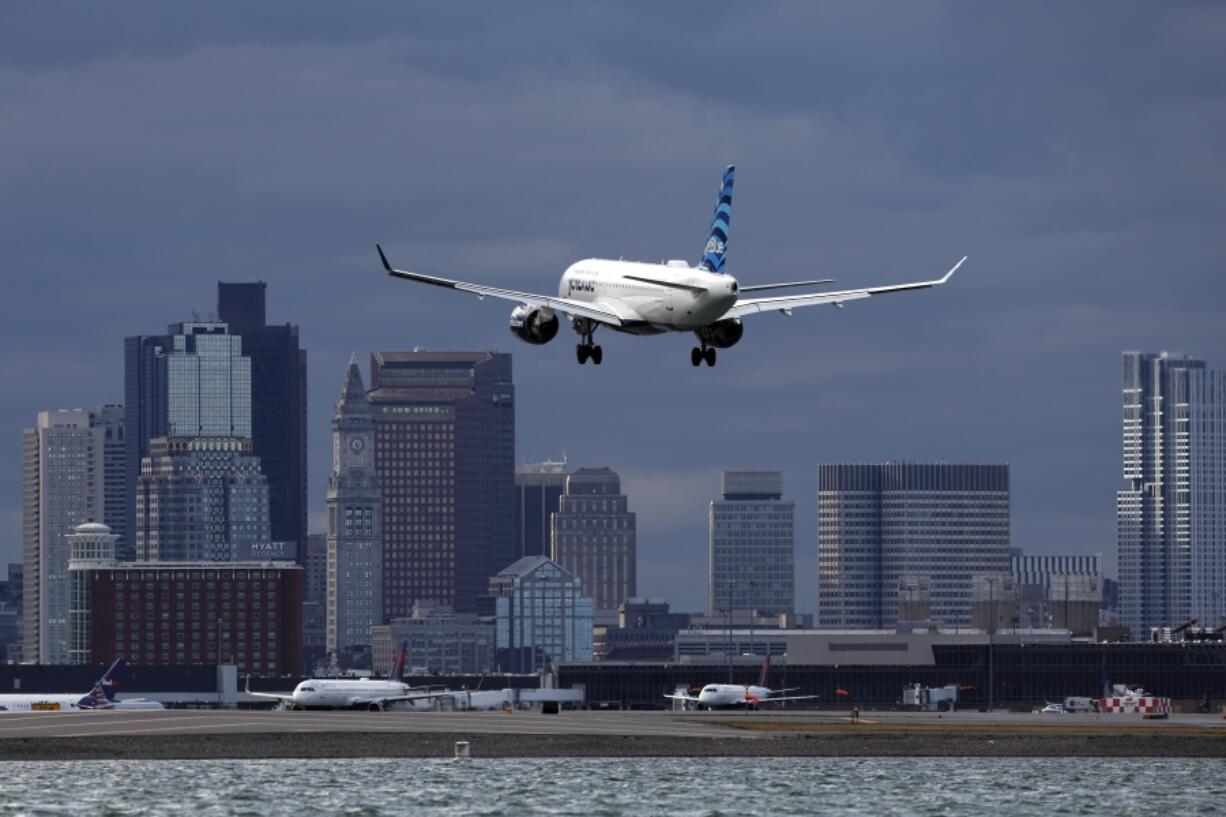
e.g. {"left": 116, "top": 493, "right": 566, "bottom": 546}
{"left": 699, "top": 165, "right": 735, "bottom": 273}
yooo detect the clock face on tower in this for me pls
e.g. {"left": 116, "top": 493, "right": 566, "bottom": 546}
{"left": 344, "top": 433, "right": 369, "bottom": 468}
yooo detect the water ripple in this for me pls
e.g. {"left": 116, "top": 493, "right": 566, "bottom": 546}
{"left": 0, "top": 757, "right": 1218, "bottom": 816}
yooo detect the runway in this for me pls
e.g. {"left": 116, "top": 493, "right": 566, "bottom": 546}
{"left": 2, "top": 709, "right": 1225, "bottom": 759}
{"left": 0, "top": 709, "right": 749, "bottom": 741}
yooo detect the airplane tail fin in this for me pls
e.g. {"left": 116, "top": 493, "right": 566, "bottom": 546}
{"left": 756, "top": 658, "right": 769, "bottom": 688}
{"left": 698, "top": 165, "right": 735, "bottom": 273}
{"left": 78, "top": 657, "right": 126, "bottom": 709}
{"left": 392, "top": 641, "right": 407, "bottom": 681}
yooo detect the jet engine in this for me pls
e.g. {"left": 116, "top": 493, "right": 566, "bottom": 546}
{"left": 695, "top": 319, "right": 744, "bottom": 349}
{"left": 509, "top": 305, "right": 560, "bottom": 345}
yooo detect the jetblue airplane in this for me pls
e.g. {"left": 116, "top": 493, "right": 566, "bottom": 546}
{"left": 378, "top": 166, "right": 965, "bottom": 367}
{"left": 664, "top": 661, "right": 817, "bottom": 710}
{"left": 0, "top": 658, "right": 131, "bottom": 713}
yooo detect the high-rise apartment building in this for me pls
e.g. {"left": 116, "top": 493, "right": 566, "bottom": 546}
{"left": 708, "top": 470, "right": 794, "bottom": 617}
{"left": 22, "top": 407, "right": 125, "bottom": 664}
{"left": 1118, "top": 352, "right": 1226, "bottom": 636}
{"left": 134, "top": 436, "right": 272, "bottom": 562}
{"left": 124, "top": 322, "right": 251, "bottom": 559}
{"left": 515, "top": 460, "right": 568, "bottom": 558}
{"left": 326, "top": 360, "right": 384, "bottom": 652}
{"left": 217, "top": 282, "right": 308, "bottom": 557}
{"left": 551, "top": 468, "right": 636, "bottom": 615}
{"left": 818, "top": 463, "right": 1011, "bottom": 628}
{"left": 368, "top": 351, "right": 515, "bottom": 616}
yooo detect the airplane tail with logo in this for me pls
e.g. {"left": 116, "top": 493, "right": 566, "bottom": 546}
{"left": 699, "top": 165, "right": 735, "bottom": 273}
{"left": 77, "top": 657, "right": 126, "bottom": 709}
{"left": 391, "top": 641, "right": 407, "bottom": 681}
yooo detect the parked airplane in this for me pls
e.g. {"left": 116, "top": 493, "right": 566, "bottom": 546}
{"left": 664, "top": 661, "right": 817, "bottom": 710}
{"left": 247, "top": 644, "right": 452, "bottom": 711}
{"left": 0, "top": 658, "right": 127, "bottom": 713}
{"left": 378, "top": 166, "right": 965, "bottom": 367}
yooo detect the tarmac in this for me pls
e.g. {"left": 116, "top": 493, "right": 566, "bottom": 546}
{"left": 1, "top": 709, "right": 1225, "bottom": 759}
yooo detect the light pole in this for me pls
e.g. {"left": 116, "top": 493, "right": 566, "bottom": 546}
{"left": 748, "top": 580, "right": 757, "bottom": 663}
{"left": 986, "top": 577, "right": 996, "bottom": 713}
{"left": 726, "top": 579, "right": 736, "bottom": 683}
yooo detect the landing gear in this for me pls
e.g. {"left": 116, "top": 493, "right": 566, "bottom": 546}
{"left": 576, "top": 344, "right": 603, "bottom": 365}
{"left": 691, "top": 345, "right": 717, "bottom": 367}
{"left": 574, "top": 319, "right": 602, "bottom": 365}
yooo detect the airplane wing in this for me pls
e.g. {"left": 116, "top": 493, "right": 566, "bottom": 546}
{"left": 663, "top": 693, "right": 702, "bottom": 703}
{"left": 724, "top": 257, "right": 965, "bottom": 319}
{"left": 761, "top": 694, "right": 820, "bottom": 703}
{"left": 738, "top": 279, "right": 835, "bottom": 293}
{"left": 375, "top": 690, "right": 458, "bottom": 705}
{"left": 244, "top": 676, "right": 294, "bottom": 703}
{"left": 378, "top": 245, "right": 624, "bottom": 327}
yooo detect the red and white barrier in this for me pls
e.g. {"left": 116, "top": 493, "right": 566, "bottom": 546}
{"left": 1097, "top": 695, "right": 1172, "bottom": 715}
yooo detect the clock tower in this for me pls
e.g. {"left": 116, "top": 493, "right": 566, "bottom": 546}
{"left": 325, "top": 357, "right": 383, "bottom": 656}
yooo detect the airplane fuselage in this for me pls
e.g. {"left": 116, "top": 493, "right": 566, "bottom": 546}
{"left": 559, "top": 259, "right": 739, "bottom": 335}
{"left": 697, "top": 683, "right": 773, "bottom": 708}
{"left": 285, "top": 678, "right": 428, "bottom": 710}
{"left": 0, "top": 694, "right": 93, "bottom": 713}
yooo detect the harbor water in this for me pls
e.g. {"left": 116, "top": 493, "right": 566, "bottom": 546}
{"left": 1, "top": 756, "right": 1221, "bottom": 816}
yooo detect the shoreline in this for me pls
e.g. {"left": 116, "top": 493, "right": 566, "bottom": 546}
{"left": 3, "top": 730, "right": 1226, "bottom": 760}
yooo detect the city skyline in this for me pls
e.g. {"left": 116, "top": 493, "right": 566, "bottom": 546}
{"left": 3, "top": 4, "right": 1224, "bottom": 615}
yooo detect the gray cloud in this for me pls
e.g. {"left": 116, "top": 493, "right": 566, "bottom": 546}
{"left": 2, "top": 2, "right": 1223, "bottom": 611}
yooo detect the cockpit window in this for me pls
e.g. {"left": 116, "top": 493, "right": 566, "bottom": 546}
{"left": 301, "top": 687, "right": 315, "bottom": 692}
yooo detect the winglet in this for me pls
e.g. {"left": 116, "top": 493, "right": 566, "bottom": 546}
{"left": 376, "top": 244, "right": 394, "bottom": 273}
{"left": 244, "top": 675, "right": 251, "bottom": 695}
{"left": 941, "top": 256, "right": 968, "bottom": 284}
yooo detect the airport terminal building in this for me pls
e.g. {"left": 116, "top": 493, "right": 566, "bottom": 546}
{"left": 559, "top": 630, "right": 1226, "bottom": 710}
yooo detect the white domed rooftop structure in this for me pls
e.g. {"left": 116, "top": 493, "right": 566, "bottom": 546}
{"left": 74, "top": 523, "right": 112, "bottom": 535}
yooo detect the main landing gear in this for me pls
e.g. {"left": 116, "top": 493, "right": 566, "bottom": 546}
{"left": 576, "top": 343, "right": 603, "bottom": 365}
{"left": 690, "top": 344, "right": 717, "bottom": 367}
{"left": 574, "top": 320, "right": 602, "bottom": 365}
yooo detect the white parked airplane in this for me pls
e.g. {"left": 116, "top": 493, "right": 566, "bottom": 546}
{"left": 247, "top": 644, "right": 452, "bottom": 711}
{"left": 378, "top": 166, "right": 965, "bottom": 367}
{"left": 0, "top": 658, "right": 128, "bottom": 713}
{"left": 665, "top": 661, "right": 817, "bottom": 710}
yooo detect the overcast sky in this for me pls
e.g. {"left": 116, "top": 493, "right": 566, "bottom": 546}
{"left": 3, "top": 2, "right": 1224, "bottom": 613}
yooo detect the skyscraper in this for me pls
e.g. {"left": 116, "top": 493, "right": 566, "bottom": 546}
{"left": 217, "top": 282, "right": 308, "bottom": 558}
{"left": 515, "top": 460, "right": 569, "bottom": 558}
{"left": 1118, "top": 352, "right": 1226, "bottom": 636}
{"left": 818, "top": 463, "right": 1011, "bottom": 628}
{"left": 326, "top": 360, "right": 384, "bottom": 653}
{"left": 124, "top": 322, "right": 251, "bottom": 559}
{"left": 134, "top": 436, "right": 272, "bottom": 561}
{"left": 708, "top": 470, "right": 795, "bottom": 617}
{"left": 551, "top": 468, "right": 636, "bottom": 615}
{"left": 368, "top": 351, "right": 515, "bottom": 617}
{"left": 22, "top": 408, "right": 124, "bottom": 664}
